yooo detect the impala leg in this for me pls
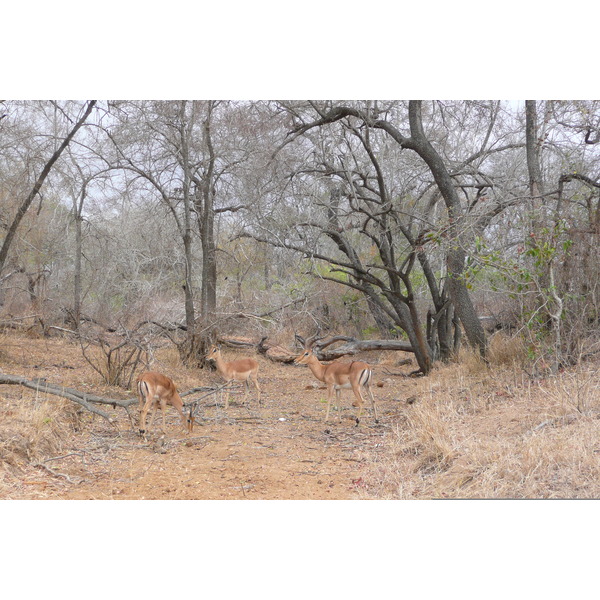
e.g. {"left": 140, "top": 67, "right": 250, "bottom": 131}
{"left": 355, "top": 397, "right": 364, "bottom": 427}
{"left": 160, "top": 397, "right": 168, "bottom": 433}
{"left": 243, "top": 379, "right": 250, "bottom": 405}
{"left": 139, "top": 396, "right": 153, "bottom": 435}
{"left": 147, "top": 399, "right": 159, "bottom": 433}
{"left": 367, "top": 384, "right": 379, "bottom": 423}
{"left": 356, "top": 400, "right": 364, "bottom": 421}
{"left": 224, "top": 383, "right": 230, "bottom": 410}
{"left": 336, "top": 388, "right": 343, "bottom": 422}
{"left": 174, "top": 403, "right": 191, "bottom": 433}
{"left": 324, "top": 385, "right": 334, "bottom": 422}
{"left": 253, "top": 375, "right": 261, "bottom": 406}
{"left": 351, "top": 383, "right": 365, "bottom": 427}
{"left": 139, "top": 406, "right": 147, "bottom": 435}
{"left": 138, "top": 383, "right": 148, "bottom": 432}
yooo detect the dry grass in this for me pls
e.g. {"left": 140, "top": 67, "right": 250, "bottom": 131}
{"left": 358, "top": 336, "right": 600, "bottom": 499}
{"left": 0, "top": 394, "right": 85, "bottom": 472}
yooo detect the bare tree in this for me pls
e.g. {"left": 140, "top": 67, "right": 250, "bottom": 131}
{"left": 104, "top": 101, "right": 252, "bottom": 364}
{"left": 271, "top": 101, "right": 489, "bottom": 359}
{"left": 104, "top": 101, "right": 198, "bottom": 357}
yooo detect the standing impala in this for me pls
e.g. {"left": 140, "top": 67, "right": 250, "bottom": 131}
{"left": 294, "top": 348, "right": 378, "bottom": 426}
{"left": 137, "top": 372, "right": 193, "bottom": 436}
{"left": 205, "top": 344, "right": 261, "bottom": 408}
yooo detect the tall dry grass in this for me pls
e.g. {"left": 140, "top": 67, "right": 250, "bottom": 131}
{"left": 360, "top": 334, "right": 600, "bottom": 499}
{"left": 0, "top": 394, "right": 85, "bottom": 474}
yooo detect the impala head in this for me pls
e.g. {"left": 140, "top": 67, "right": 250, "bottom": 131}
{"left": 205, "top": 344, "right": 221, "bottom": 362}
{"left": 294, "top": 349, "right": 315, "bottom": 365}
{"left": 294, "top": 331, "right": 322, "bottom": 365}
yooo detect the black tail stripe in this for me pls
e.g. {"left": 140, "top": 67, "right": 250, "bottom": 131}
{"left": 139, "top": 380, "right": 149, "bottom": 399}
{"left": 359, "top": 369, "right": 372, "bottom": 386}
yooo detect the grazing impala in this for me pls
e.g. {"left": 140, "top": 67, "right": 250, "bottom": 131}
{"left": 136, "top": 372, "right": 193, "bottom": 436}
{"left": 294, "top": 348, "right": 378, "bottom": 426}
{"left": 205, "top": 344, "right": 261, "bottom": 408}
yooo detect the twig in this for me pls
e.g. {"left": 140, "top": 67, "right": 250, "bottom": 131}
{"left": 183, "top": 382, "right": 235, "bottom": 412}
{"left": 42, "top": 452, "right": 85, "bottom": 463}
{"left": 180, "top": 385, "right": 215, "bottom": 397}
{"left": 532, "top": 419, "right": 554, "bottom": 432}
{"left": 382, "top": 366, "right": 412, "bottom": 377}
{"left": 32, "top": 462, "right": 82, "bottom": 484}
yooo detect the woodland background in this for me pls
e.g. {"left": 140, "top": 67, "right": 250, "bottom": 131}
{"left": 1, "top": 100, "right": 599, "bottom": 373}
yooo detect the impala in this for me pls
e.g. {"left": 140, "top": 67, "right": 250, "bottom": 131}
{"left": 294, "top": 348, "right": 378, "bottom": 426}
{"left": 205, "top": 344, "right": 261, "bottom": 408}
{"left": 136, "top": 371, "right": 193, "bottom": 436}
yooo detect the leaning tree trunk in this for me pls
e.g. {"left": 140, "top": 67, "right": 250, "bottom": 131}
{"left": 407, "top": 101, "right": 487, "bottom": 357}
{"left": 177, "top": 189, "right": 205, "bottom": 368}
{"left": 0, "top": 101, "right": 97, "bottom": 277}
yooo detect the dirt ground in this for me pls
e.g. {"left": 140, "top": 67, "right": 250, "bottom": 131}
{"left": 4, "top": 330, "right": 600, "bottom": 500}
{"left": 0, "top": 331, "right": 410, "bottom": 500}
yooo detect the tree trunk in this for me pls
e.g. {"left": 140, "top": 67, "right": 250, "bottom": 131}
{"left": 526, "top": 100, "right": 545, "bottom": 202}
{"left": 72, "top": 177, "right": 88, "bottom": 330}
{"left": 73, "top": 213, "right": 82, "bottom": 327}
{"left": 199, "top": 103, "right": 218, "bottom": 320}
{"left": 309, "top": 336, "right": 413, "bottom": 361}
{"left": 407, "top": 101, "right": 487, "bottom": 358}
{"left": 526, "top": 100, "right": 563, "bottom": 369}
{"left": 200, "top": 218, "right": 217, "bottom": 317}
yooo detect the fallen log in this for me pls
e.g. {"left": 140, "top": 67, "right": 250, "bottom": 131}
{"left": 216, "top": 335, "right": 297, "bottom": 363}
{"left": 216, "top": 334, "right": 415, "bottom": 363}
{"left": 309, "top": 336, "right": 414, "bottom": 361}
{"left": 0, "top": 373, "right": 137, "bottom": 422}
{"left": 257, "top": 336, "right": 298, "bottom": 363}
{"left": 216, "top": 335, "right": 256, "bottom": 349}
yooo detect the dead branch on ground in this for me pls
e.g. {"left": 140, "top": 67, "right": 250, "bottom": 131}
{"left": 0, "top": 373, "right": 137, "bottom": 422}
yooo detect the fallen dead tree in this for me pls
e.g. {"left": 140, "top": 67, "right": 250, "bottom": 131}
{"left": 216, "top": 335, "right": 298, "bottom": 363}
{"left": 215, "top": 333, "right": 415, "bottom": 364}
{"left": 0, "top": 373, "right": 137, "bottom": 423}
{"left": 295, "top": 334, "right": 414, "bottom": 361}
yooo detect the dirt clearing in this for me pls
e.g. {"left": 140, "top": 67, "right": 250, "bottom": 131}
{"left": 0, "top": 331, "right": 403, "bottom": 499}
